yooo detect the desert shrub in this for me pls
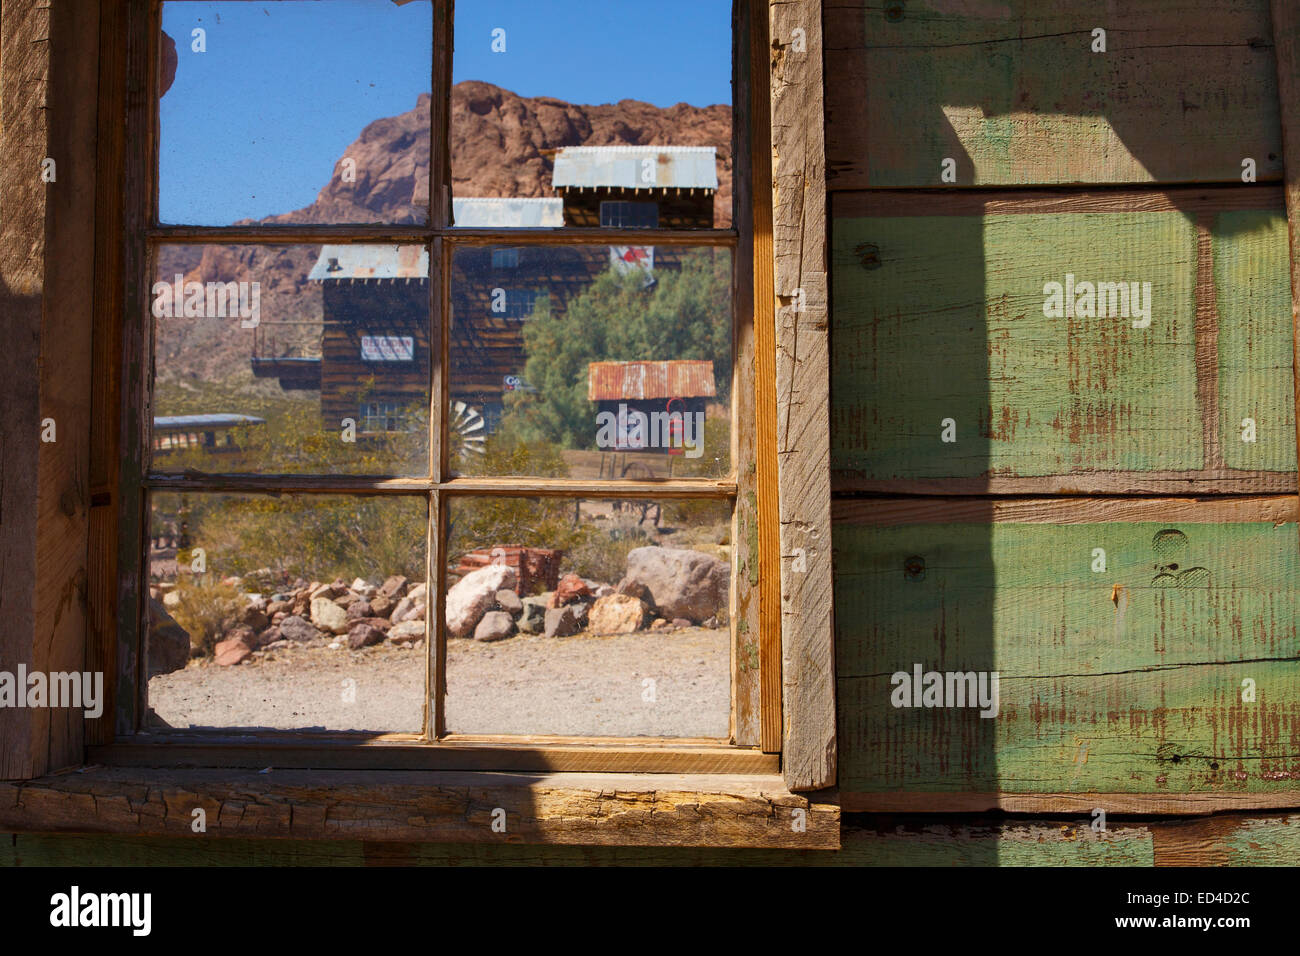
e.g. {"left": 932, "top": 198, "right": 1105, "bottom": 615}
{"left": 168, "top": 577, "right": 243, "bottom": 655}
{"left": 165, "top": 493, "right": 426, "bottom": 587}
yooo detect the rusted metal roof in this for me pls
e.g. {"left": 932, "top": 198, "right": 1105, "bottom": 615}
{"left": 452, "top": 197, "right": 564, "bottom": 227}
{"left": 308, "top": 244, "right": 428, "bottom": 281}
{"left": 587, "top": 360, "right": 716, "bottom": 401}
{"left": 553, "top": 146, "right": 718, "bottom": 191}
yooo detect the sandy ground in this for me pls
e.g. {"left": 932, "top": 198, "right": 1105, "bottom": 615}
{"left": 148, "top": 626, "right": 730, "bottom": 738}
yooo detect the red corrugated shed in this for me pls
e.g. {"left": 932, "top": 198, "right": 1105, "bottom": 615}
{"left": 587, "top": 360, "right": 716, "bottom": 401}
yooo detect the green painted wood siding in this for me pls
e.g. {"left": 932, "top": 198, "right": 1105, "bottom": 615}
{"left": 826, "top": 0, "right": 1282, "bottom": 188}
{"left": 831, "top": 208, "right": 1296, "bottom": 481}
{"left": 835, "top": 520, "right": 1300, "bottom": 795}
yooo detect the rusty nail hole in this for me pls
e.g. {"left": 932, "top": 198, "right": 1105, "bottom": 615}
{"left": 885, "top": 1, "right": 905, "bottom": 22}
{"left": 1210, "top": 762, "right": 1220, "bottom": 770}
{"left": 903, "top": 555, "right": 926, "bottom": 581}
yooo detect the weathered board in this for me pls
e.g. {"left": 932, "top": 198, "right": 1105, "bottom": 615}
{"left": 831, "top": 192, "right": 1297, "bottom": 491}
{"left": 834, "top": 503, "right": 1300, "bottom": 800}
{"left": 1215, "top": 210, "right": 1298, "bottom": 471}
{"left": 824, "top": 0, "right": 1283, "bottom": 189}
{"left": 0, "top": 819, "right": 1157, "bottom": 866}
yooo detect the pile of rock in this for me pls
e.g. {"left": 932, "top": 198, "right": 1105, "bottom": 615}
{"left": 152, "top": 546, "right": 731, "bottom": 669}
{"left": 445, "top": 546, "right": 729, "bottom": 643}
{"left": 174, "top": 574, "right": 427, "bottom": 667}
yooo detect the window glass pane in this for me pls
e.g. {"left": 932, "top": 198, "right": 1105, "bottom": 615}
{"left": 450, "top": 0, "right": 732, "bottom": 228}
{"left": 146, "top": 492, "right": 428, "bottom": 732}
{"left": 443, "top": 495, "right": 732, "bottom": 737}
{"left": 448, "top": 244, "right": 732, "bottom": 479}
{"left": 152, "top": 243, "right": 430, "bottom": 476}
{"left": 158, "top": 0, "right": 432, "bottom": 225}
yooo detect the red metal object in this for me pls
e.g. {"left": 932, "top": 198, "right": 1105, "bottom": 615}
{"left": 454, "top": 545, "right": 563, "bottom": 596}
{"left": 587, "top": 359, "right": 716, "bottom": 402}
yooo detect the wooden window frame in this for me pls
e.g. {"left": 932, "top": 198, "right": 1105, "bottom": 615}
{"left": 90, "top": 0, "right": 835, "bottom": 783}
{"left": 0, "top": 0, "right": 836, "bottom": 845}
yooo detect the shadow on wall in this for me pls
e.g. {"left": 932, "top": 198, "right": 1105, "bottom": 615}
{"left": 827, "top": 0, "right": 1298, "bottom": 862}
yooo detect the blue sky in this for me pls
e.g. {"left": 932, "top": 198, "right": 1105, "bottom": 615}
{"left": 159, "top": 0, "right": 732, "bottom": 225}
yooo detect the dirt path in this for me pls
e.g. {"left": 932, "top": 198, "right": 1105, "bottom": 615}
{"left": 148, "top": 627, "right": 730, "bottom": 738}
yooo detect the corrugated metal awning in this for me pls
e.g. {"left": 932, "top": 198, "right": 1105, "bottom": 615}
{"left": 452, "top": 197, "right": 564, "bottom": 227}
{"left": 587, "top": 360, "right": 716, "bottom": 401}
{"left": 553, "top": 146, "right": 718, "bottom": 191}
{"left": 308, "top": 244, "right": 428, "bottom": 281}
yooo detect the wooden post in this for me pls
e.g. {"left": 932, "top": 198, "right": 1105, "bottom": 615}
{"left": 769, "top": 0, "right": 836, "bottom": 791}
{"left": 0, "top": 0, "right": 100, "bottom": 776}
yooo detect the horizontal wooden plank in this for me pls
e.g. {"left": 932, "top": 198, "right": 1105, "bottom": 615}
{"left": 142, "top": 474, "right": 738, "bottom": 497}
{"left": 0, "top": 820, "right": 1134, "bottom": 865}
{"left": 833, "top": 494, "right": 1299, "bottom": 526}
{"left": 0, "top": 769, "right": 837, "bottom": 848}
{"left": 840, "top": 792, "right": 1300, "bottom": 815}
{"left": 834, "top": 510, "right": 1300, "bottom": 799}
{"left": 148, "top": 226, "right": 738, "bottom": 246}
{"left": 1151, "top": 811, "right": 1300, "bottom": 864}
{"left": 825, "top": 0, "right": 1283, "bottom": 188}
{"left": 6, "top": 812, "right": 1298, "bottom": 865}
{"left": 831, "top": 199, "right": 1296, "bottom": 490}
{"left": 835, "top": 186, "right": 1286, "bottom": 218}
{"left": 90, "top": 736, "right": 776, "bottom": 774}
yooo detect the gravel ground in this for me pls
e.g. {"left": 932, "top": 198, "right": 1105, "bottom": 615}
{"left": 147, "top": 626, "right": 730, "bottom": 738}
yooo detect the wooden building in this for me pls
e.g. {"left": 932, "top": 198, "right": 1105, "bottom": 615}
{"left": 588, "top": 360, "right": 716, "bottom": 454}
{"left": 307, "top": 244, "right": 431, "bottom": 433}
{"left": 7, "top": 0, "right": 1300, "bottom": 874}
{"left": 552, "top": 146, "right": 718, "bottom": 228}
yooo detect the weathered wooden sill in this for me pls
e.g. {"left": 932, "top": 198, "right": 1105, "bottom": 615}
{"left": 87, "top": 734, "right": 779, "bottom": 775}
{"left": 0, "top": 768, "right": 840, "bottom": 849}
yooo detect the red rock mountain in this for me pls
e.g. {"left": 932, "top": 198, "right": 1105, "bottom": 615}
{"left": 158, "top": 82, "right": 732, "bottom": 384}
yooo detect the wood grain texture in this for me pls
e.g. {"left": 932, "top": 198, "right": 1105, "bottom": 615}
{"left": 831, "top": 196, "right": 1297, "bottom": 491}
{"left": 1215, "top": 210, "right": 1297, "bottom": 470}
{"left": 0, "top": 769, "right": 839, "bottom": 849}
{"left": 114, "top": 0, "right": 159, "bottom": 736}
{"left": 729, "top": 0, "right": 763, "bottom": 748}
{"left": 770, "top": 0, "right": 837, "bottom": 790}
{"left": 0, "top": 0, "right": 50, "bottom": 779}
{"left": 1151, "top": 811, "right": 1300, "bottom": 864}
{"left": 0, "top": 0, "right": 101, "bottom": 776}
{"left": 749, "top": 0, "right": 782, "bottom": 754}
{"left": 825, "top": 0, "right": 1283, "bottom": 189}
{"left": 835, "top": 506, "right": 1300, "bottom": 800}
{"left": 0, "top": 818, "right": 1147, "bottom": 866}
{"left": 86, "top": 0, "right": 127, "bottom": 747}
{"left": 1272, "top": 0, "right": 1300, "bottom": 514}
{"left": 90, "top": 738, "right": 778, "bottom": 774}
{"left": 9, "top": 812, "right": 1300, "bottom": 866}
{"left": 34, "top": 0, "right": 102, "bottom": 773}
{"left": 834, "top": 494, "right": 1298, "bottom": 526}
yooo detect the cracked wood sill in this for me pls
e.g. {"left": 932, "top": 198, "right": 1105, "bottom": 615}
{"left": 0, "top": 768, "right": 840, "bottom": 849}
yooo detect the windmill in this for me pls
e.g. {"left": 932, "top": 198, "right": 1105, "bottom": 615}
{"left": 448, "top": 400, "right": 487, "bottom": 458}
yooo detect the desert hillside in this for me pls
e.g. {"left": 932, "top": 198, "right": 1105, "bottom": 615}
{"left": 157, "top": 83, "right": 732, "bottom": 387}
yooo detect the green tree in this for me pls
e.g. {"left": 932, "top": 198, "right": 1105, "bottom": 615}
{"left": 501, "top": 249, "right": 732, "bottom": 449}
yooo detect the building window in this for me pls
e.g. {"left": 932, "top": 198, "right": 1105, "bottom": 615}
{"left": 491, "top": 247, "right": 520, "bottom": 269}
{"left": 361, "top": 401, "right": 409, "bottom": 433}
{"left": 499, "top": 288, "right": 537, "bottom": 321}
{"left": 112, "top": 0, "right": 774, "bottom": 772}
{"left": 600, "top": 201, "right": 660, "bottom": 228}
